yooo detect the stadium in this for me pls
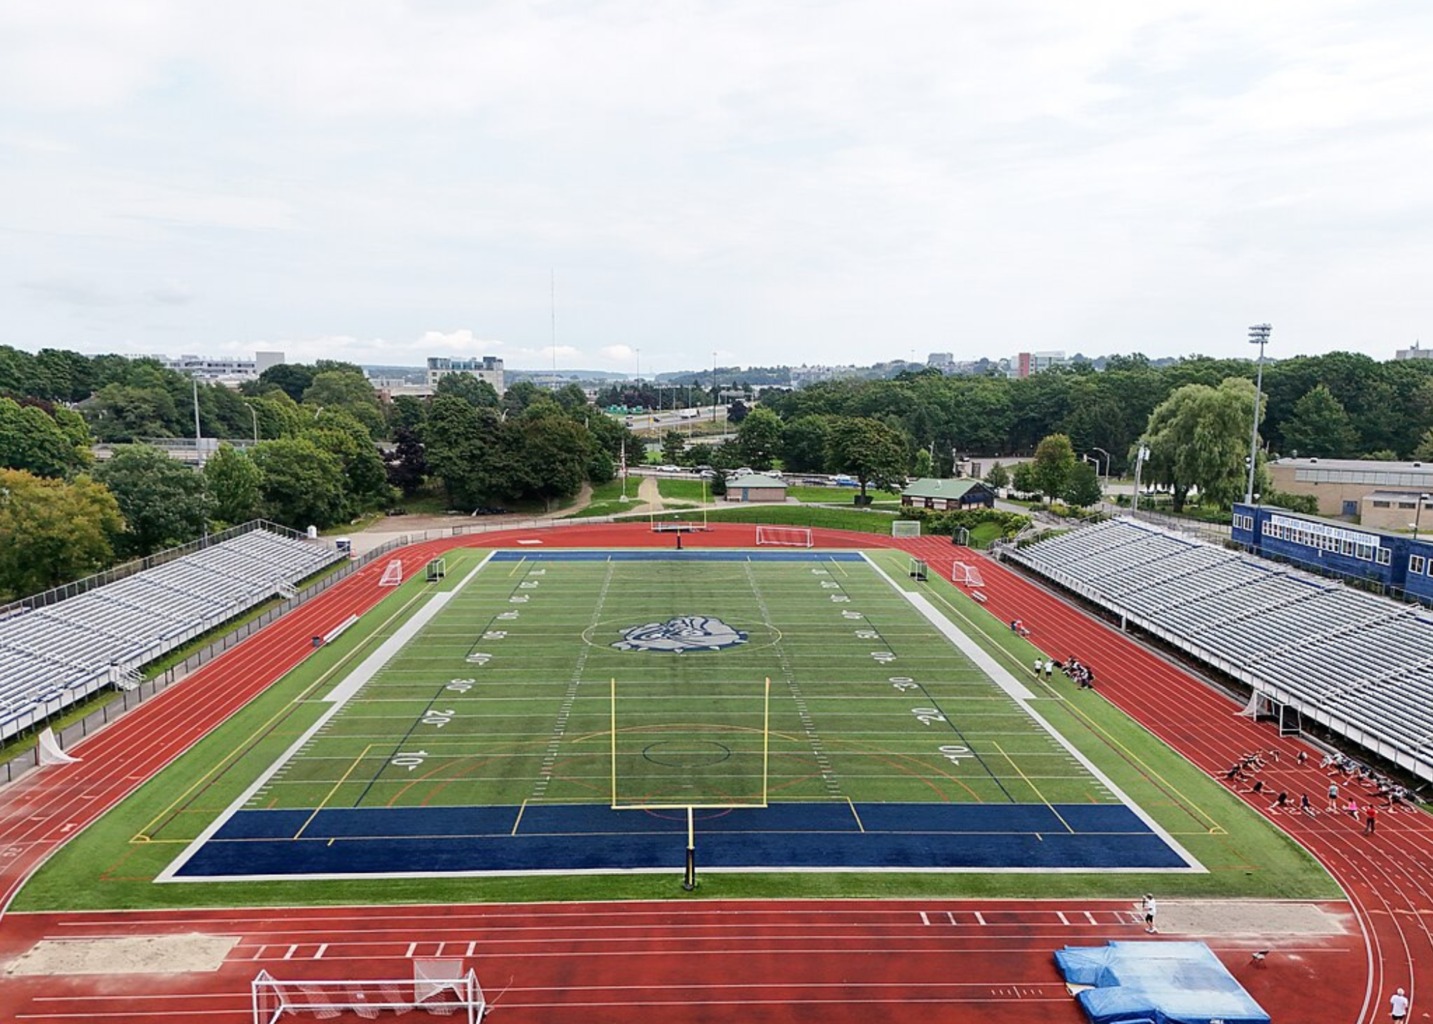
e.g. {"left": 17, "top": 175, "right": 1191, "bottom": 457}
{"left": 0, "top": 513, "right": 1425, "bottom": 1024}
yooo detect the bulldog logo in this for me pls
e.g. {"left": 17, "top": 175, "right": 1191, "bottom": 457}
{"left": 612, "top": 616, "right": 749, "bottom": 653}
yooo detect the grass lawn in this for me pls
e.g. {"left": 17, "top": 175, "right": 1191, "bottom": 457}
{"left": 787, "top": 484, "right": 903, "bottom": 503}
{"left": 14, "top": 545, "right": 1336, "bottom": 911}
{"left": 657, "top": 479, "right": 711, "bottom": 502}
{"left": 564, "top": 478, "right": 647, "bottom": 519}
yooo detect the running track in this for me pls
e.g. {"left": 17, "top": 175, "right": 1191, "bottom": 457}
{"left": 0, "top": 524, "right": 1388, "bottom": 1022}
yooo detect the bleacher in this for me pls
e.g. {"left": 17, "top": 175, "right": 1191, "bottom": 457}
{"left": 0, "top": 528, "right": 343, "bottom": 742}
{"left": 1006, "top": 516, "right": 1433, "bottom": 782}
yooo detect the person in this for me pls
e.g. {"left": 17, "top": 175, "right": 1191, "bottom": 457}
{"left": 1390, "top": 987, "right": 1408, "bottom": 1022}
{"left": 1033, "top": 656, "right": 1043, "bottom": 676}
{"left": 1365, "top": 804, "right": 1378, "bottom": 835}
{"left": 1347, "top": 798, "right": 1360, "bottom": 819}
{"left": 1142, "top": 893, "right": 1158, "bottom": 934}
{"left": 1328, "top": 781, "right": 1339, "bottom": 813}
{"left": 1044, "top": 659, "right": 1054, "bottom": 680}
{"left": 1011, "top": 619, "right": 1019, "bottom": 632}
{"left": 1300, "top": 793, "right": 1316, "bottom": 817}
{"left": 1297, "top": 750, "right": 1308, "bottom": 765}
{"left": 1269, "top": 790, "right": 1288, "bottom": 814}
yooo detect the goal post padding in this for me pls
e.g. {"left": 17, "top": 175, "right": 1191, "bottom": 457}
{"left": 610, "top": 676, "right": 771, "bottom": 810}
{"left": 252, "top": 963, "right": 483, "bottom": 1024}
{"left": 754, "top": 525, "right": 812, "bottom": 548}
{"left": 892, "top": 520, "right": 921, "bottom": 538}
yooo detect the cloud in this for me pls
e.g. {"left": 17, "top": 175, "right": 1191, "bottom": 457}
{"left": 146, "top": 279, "right": 193, "bottom": 305}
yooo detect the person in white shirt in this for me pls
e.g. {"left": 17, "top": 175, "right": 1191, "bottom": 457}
{"left": 1142, "top": 894, "right": 1158, "bottom": 934}
{"left": 1390, "top": 987, "right": 1409, "bottom": 1021}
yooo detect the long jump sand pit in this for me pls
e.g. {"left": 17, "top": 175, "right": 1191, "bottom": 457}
{"left": 1152, "top": 900, "right": 1350, "bottom": 936}
{"left": 4, "top": 933, "right": 238, "bottom": 975}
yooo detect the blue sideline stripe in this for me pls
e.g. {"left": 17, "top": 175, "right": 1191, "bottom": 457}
{"left": 175, "top": 802, "right": 1189, "bottom": 878}
{"left": 488, "top": 550, "right": 865, "bottom": 562}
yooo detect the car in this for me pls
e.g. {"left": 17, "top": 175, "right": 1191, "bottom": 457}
{"left": 732, "top": 467, "right": 754, "bottom": 477}
{"left": 833, "top": 474, "right": 857, "bottom": 486}
{"left": 659, "top": 464, "right": 680, "bottom": 473}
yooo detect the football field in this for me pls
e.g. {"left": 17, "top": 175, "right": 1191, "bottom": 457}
{"left": 163, "top": 549, "right": 1198, "bottom": 879}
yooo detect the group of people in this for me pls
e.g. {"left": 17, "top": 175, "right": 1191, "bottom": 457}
{"left": 1028, "top": 655, "right": 1095, "bottom": 689}
{"left": 1322, "top": 754, "right": 1415, "bottom": 811}
{"left": 1008, "top": 618, "right": 1032, "bottom": 638}
{"left": 1223, "top": 746, "right": 1419, "bottom": 839}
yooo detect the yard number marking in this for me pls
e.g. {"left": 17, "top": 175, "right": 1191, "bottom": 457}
{"left": 390, "top": 751, "right": 428, "bottom": 770}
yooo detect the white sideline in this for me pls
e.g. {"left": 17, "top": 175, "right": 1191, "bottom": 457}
{"left": 156, "top": 554, "right": 493, "bottom": 883}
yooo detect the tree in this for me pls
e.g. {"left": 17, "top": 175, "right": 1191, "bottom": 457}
{"left": 1142, "top": 377, "right": 1256, "bottom": 511}
{"left": 385, "top": 426, "right": 428, "bottom": 498}
{"left": 1030, "top": 434, "right": 1077, "bottom": 500}
{"left": 204, "top": 444, "right": 263, "bottom": 527}
{"left": 735, "top": 407, "right": 783, "bottom": 470}
{"left": 1061, "top": 460, "right": 1103, "bottom": 507}
{"left": 985, "top": 461, "right": 1010, "bottom": 490}
{"left": 1415, "top": 428, "right": 1433, "bottom": 462}
{"left": 434, "top": 372, "right": 501, "bottom": 409}
{"left": 253, "top": 364, "right": 315, "bottom": 402}
{"left": 305, "top": 412, "right": 392, "bottom": 515}
{"left": 422, "top": 396, "right": 514, "bottom": 509}
{"left": 0, "top": 398, "right": 91, "bottom": 477}
{"left": 501, "top": 381, "right": 545, "bottom": 417}
{"left": 1279, "top": 384, "right": 1358, "bottom": 458}
{"left": 516, "top": 412, "right": 592, "bottom": 508}
{"left": 661, "top": 430, "right": 687, "bottom": 465}
{"left": 913, "top": 447, "right": 933, "bottom": 478}
{"left": 826, "top": 417, "right": 909, "bottom": 499}
{"left": 780, "top": 415, "right": 833, "bottom": 473}
{"left": 251, "top": 437, "right": 346, "bottom": 529}
{"left": 0, "top": 469, "right": 124, "bottom": 599}
{"left": 1011, "top": 461, "right": 1038, "bottom": 497}
{"left": 726, "top": 399, "right": 750, "bottom": 425}
{"left": 303, "top": 370, "right": 385, "bottom": 437}
{"left": 94, "top": 445, "right": 210, "bottom": 557}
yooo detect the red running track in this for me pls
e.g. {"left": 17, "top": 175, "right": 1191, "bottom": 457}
{"left": 0, "top": 525, "right": 1375, "bottom": 1022}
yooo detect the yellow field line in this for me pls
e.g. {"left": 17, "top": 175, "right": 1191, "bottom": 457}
{"left": 992, "top": 740, "right": 1074, "bottom": 834}
{"left": 293, "top": 744, "right": 373, "bottom": 839}
{"left": 133, "top": 585, "right": 434, "bottom": 842}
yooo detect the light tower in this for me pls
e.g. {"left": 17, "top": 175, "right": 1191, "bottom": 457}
{"left": 1245, "top": 324, "right": 1272, "bottom": 505}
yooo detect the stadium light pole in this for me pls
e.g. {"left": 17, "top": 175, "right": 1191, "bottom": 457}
{"left": 1245, "top": 323, "right": 1272, "bottom": 505}
{"left": 1414, "top": 493, "right": 1431, "bottom": 541}
{"left": 1132, "top": 444, "right": 1150, "bottom": 513}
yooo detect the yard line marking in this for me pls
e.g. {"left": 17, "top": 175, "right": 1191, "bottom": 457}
{"left": 511, "top": 800, "right": 528, "bottom": 836}
{"left": 846, "top": 797, "right": 866, "bottom": 833}
{"left": 991, "top": 741, "right": 1073, "bottom": 834}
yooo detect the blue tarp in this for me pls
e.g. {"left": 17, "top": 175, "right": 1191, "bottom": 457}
{"left": 1054, "top": 941, "right": 1270, "bottom": 1024}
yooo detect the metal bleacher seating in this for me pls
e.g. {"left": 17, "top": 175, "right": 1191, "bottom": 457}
{"left": 0, "top": 527, "right": 344, "bottom": 741}
{"left": 1007, "top": 516, "right": 1433, "bottom": 781}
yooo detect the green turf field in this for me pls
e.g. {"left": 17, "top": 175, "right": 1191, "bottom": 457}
{"left": 240, "top": 554, "right": 1115, "bottom": 816}
{"left": 12, "top": 546, "right": 1340, "bottom": 910}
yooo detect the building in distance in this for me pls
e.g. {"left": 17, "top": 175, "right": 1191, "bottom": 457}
{"left": 426, "top": 355, "right": 504, "bottom": 394}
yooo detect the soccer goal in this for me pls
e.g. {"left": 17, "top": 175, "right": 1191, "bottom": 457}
{"left": 908, "top": 558, "right": 928, "bottom": 581}
{"left": 252, "top": 960, "right": 484, "bottom": 1024}
{"left": 425, "top": 557, "right": 447, "bottom": 582}
{"left": 892, "top": 520, "right": 921, "bottom": 538}
{"left": 755, "top": 525, "right": 812, "bottom": 548}
{"left": 951, "top": 561, "right": 985, "bottom": 587}
{"left": 379, "top": 559, "right": 403, "bottom": 587}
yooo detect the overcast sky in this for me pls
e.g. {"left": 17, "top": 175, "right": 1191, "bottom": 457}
{"left": 3, "top": 1, "right": 1431, "bottom": 374}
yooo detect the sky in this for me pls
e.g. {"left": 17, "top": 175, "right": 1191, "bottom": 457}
{"left": 3, "top": 1, "right": 1432, "bottom": 374}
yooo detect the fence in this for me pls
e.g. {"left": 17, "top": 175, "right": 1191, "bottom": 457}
{"left": 0, "top": 535, "right": 408, "bottom": 788}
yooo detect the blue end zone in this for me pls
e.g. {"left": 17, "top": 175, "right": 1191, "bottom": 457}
{"left": 173, "top": 802, "right": 1191, "bottom": 878}
{"left": 489, "top": 550, "right": 866, "bottom": 562}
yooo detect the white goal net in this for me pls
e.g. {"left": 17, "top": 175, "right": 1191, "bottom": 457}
{"left": 253, "top": 961, "right": 483, "bottom": 1024}
{"left": 755, "top": 526, "right": 813, "bottom": 548}
{"left": 379, "top": 559, "right": 403, "bottom": 587}
{"left": 892, "top": 520, "right": 921, "bottom": 538}
{"left": 951, "top": 561, "right": 985, "bottom": 587}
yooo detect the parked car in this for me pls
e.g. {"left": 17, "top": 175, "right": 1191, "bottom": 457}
{"left": 833, "top": 474, "right": 857, "bottom": 487}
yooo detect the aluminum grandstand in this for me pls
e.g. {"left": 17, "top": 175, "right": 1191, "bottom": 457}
{"left": 0, "top": 524, "right": 343, "bottom": 741}
{"left": 1003, "top": 516, "right": 1433, "bottom": 783}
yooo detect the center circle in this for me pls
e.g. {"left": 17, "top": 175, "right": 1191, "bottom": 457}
{"left": 642, "top": 740, "right": 733, "bottom": 768}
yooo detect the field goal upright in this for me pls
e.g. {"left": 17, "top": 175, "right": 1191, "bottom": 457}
{"left": 252, "top": 960, "right": 483, "bottom": 1024}
{"left": 755, "top": 525, "right": 812, "bottom": 548}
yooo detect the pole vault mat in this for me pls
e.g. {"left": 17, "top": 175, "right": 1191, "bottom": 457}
{"left": 164, "top": 801, "right": 1197, "bottom": 880}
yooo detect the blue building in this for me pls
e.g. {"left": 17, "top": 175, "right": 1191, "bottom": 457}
{"left": 1231, "top": 503, "right": 1433, "bottom": 607}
